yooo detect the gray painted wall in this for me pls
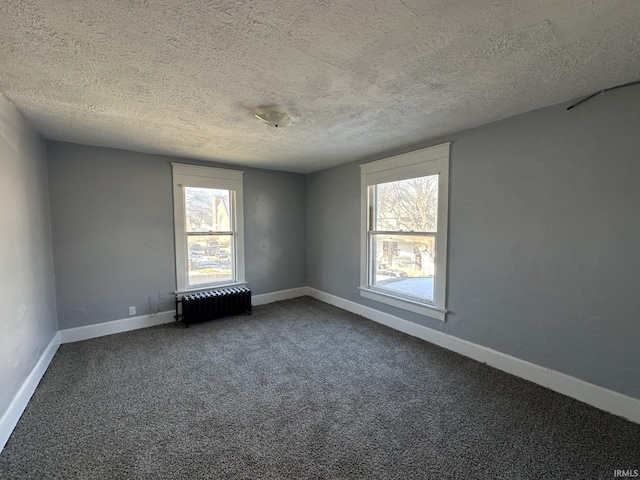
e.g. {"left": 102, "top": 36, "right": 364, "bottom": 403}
{"left": 307, "top": 84, "right": 640, "bottom": 399}
{"left": 0, "top": 96, "right": 58, "bottom": 418}
{"left": 47, "top": 142, "right": 306, "bottom": 330}
{"left": 243, "top": 168, "right": 307, "bottom": 295}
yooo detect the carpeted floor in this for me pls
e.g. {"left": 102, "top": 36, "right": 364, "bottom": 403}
{"left": 1, "top": 297, "right": 638, "bottom": 479}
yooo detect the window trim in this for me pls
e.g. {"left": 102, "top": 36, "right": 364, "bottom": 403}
{"left": 172, "top": 163, "right": 245, "bottom": 294}
{"left": 359, "top": 143, "right": 450, "bottom": 321}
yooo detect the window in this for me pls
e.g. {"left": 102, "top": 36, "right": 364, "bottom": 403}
{"left": 172, "top": 164, "right": 245, "bottom": 293}
{"left": 360, "top": 143, "right": 450, "bottom": 321}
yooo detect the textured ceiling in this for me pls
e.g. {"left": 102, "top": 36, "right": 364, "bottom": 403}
{"left": 1, "top": 1, "right": 639, "bottom": 173}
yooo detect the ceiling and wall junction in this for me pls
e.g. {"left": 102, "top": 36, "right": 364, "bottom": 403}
{"left": 1, "top": 0, "right": 639, "bottom": 173}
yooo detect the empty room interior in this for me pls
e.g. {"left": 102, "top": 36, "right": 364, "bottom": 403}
{"left": 1, "top": 0, "right": 640, "bottom": 478}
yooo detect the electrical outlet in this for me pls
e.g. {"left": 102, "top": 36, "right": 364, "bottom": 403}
{"left": 158, "top": 291, "right": 166, "bottom": 300}
{"left": 129, "top": 306, "right": 136, "bottom": 316}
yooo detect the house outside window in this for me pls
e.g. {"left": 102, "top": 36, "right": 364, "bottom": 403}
{"left": 172, "top": 163, "right": 245, "bottom": 293}
{"left": 359, "top": 143, "right": 450, "bottom": 321}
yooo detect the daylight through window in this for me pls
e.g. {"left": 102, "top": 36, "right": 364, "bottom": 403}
{"left": 172, "top": 164, "right": 245, "bottom": 293}
{"left": 360, "top": 144, "right": 450, "bottom": 321}
{"left": 369, "top": 175, "right": 438, "bottom": 303}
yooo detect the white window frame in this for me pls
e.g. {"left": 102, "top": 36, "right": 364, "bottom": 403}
{"left": 172, "top": 163, "right": 245, "bottom": 294}
{"left": 359, "top": 143, "right": 450, "bottom": 321}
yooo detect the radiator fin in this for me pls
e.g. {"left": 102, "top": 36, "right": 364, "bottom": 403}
{"left": 181, "top": 287, "right": 251, "bottom": 326}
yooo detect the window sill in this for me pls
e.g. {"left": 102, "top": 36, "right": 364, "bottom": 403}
{"left": 358, "top": 287, "right": 447, "bottom": 322}
{"left": 175, "top": 281, "right": 248, "bottom": 297}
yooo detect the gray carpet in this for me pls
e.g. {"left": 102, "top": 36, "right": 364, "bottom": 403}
{"left": 1, "top": 297, "right": 638, "bottom": 479}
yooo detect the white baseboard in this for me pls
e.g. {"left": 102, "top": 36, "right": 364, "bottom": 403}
{"left": 59, "top": 310, "right": 176, "bottom": 344}
{"left": 252, "top": 287, "right": 308, "bottom": 306}
{"left": 0, "top": 332, "right": 61, "bottom": 453}
{"left": 306, "top": 287, "right": 640, "bottom": 424}
{"left": 3, "top": 286, "right": 636, "bottom": 459}
{"left": 59, "top": 285, "right": 310, "bottom": 344}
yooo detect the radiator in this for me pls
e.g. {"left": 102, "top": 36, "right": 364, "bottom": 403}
{"left": 178, "top": 287, "right": 252, "bottom": 327}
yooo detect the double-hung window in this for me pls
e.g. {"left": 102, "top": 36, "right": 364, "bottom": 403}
{"left": 172, "top": 163, "right": 245, "bottom": 293}
{"left": 360, "top": 143, "right": 450, "bottom": 321}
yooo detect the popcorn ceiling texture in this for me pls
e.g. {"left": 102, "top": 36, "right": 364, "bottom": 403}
{"left": 0, "top": 0, "right": 639, "bottom": 173}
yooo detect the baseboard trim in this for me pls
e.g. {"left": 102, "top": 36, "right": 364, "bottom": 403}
{"left": 306, "top": 287, "right": 640, "bottom": 424}
{"left": 58, "top": 286, "right": 311, "bottom": 344}
{"left": 252, "top": 287, "right": 308, "bottom": 306}
{"left": 59, "top": 310, "right": 176, "bottom": 344}
{"left": 4, "top": 286, "right": 636, "bottom": 459}
{"left": 0, "top": 332, "right": 61, "bottom": 454}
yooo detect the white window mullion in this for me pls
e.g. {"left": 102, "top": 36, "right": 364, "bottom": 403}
{"left": 360, "top": 143, "right": 450, "bottom": 322}
{"left": 172, "top": 163, "right": 245, "bottom": 294}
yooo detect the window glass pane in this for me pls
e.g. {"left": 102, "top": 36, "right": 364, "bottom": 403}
{"left": 375, "top": 175, "right": 438, "bottom": 232}
{"left": 370, "top": 233, "right": 435, "bottom": 303}
{"left": 185, "top": 187, "right": 231, "bottom": 233}
{"left": 187, "top": 234, "right": 233, "bottom": 286}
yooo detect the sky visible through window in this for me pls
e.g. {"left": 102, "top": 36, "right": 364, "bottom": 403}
{"left": 371, "top": 175, "right": 438, "bottom": 303}
{"left": 185, "top": 187, "right": 233, "bottom": 286}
